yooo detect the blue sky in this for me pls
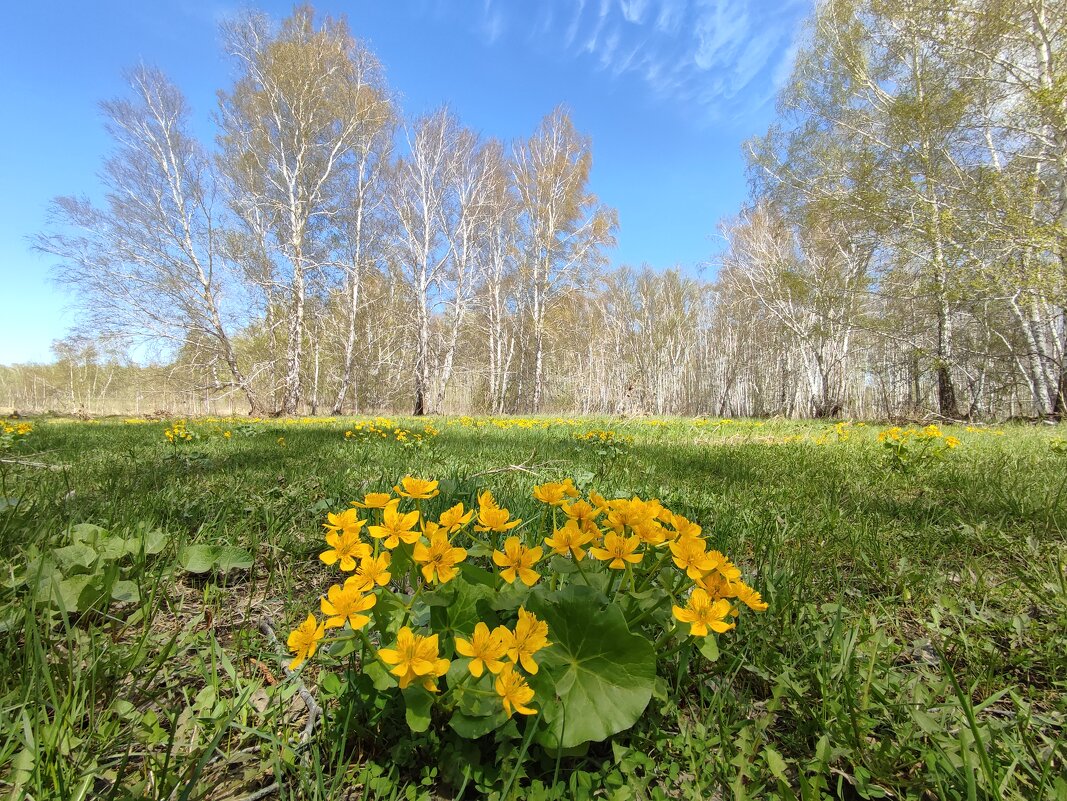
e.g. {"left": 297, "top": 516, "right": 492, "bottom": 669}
{"left": 0, "top": 0, "right": 810, "bottom": 364}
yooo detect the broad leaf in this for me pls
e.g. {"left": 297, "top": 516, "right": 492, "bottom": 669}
{"left": 402, "top": 686, "right": 433, "bottom": 733}
{"left": 529, "top": 588, "right": 656, "bottom": 748}
{"left": 215, "top": 546, "right": 254, "bottom": 572}
{"left": 178, "top": 545, "right": 217, "bottom": 574}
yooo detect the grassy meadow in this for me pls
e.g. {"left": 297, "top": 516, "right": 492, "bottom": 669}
{"left": 0, "top": 415, "right": 1064, "bottom": 800}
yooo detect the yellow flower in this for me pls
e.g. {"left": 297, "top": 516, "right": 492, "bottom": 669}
{"left": 495, "top": 663, "right": 537, "bottom": 717}
{"left": 733, "top": 581, "right": 769, "bottom": 612}
{"left": 320, "top": 583, "right": 377, "bottom": 630}
{"left": 323, "top": 508, "right": 366, "bottom": 538}
{"left": 502, "top": 607, "right": 550, "bottom": 674}
{"left": 351, "top": 492, "right": 393, "bottom": 510}
{"left": 475, "top": 505, "right": 522, "bottom": 534}
{"left": 346, "top": 552, "right": 391, "bottom": 592}
{"left": 393, "top": 476, "right": 440, "bottom": 500}
{"left": 605, "top": 497, "right": 662, "bottom": 531}
{"left": 697, "top": 571, "right": 734, "bottom": 601}
{"left": 368, "top": 500, "right": 421, "bottom": 548}
{"left": 454, "top": 622, "right": 509, "bottom": 677}
{"left": 287, "top": 613, "right": 325, "bottom": 670}
{"left": 672, "top": 589, "right": 735, "bottom": 637}
{"left": 413, "top": 524, "right": 468, "bottom": 584}
{"left": 532, "top": 479, "right": 581, "bottom": 506}
{"left": 561, "top": 498, "right": 601, "bottom": 526}
{"left": 438, "top": 502, "right": 474, "bottom": 533}
{"left": 320, "top": 529, "right": 371, "bottom": 571}
{"left": 669, "top": 536, "right": 716, "bottom": 580}
{"left": 477, "top": 489, "right": 500, "bottom": 510}
{"left": 945, "top": 436, "right": 960, "bottom": 449}
{"left": 543, "top": 519, "right": 594, "bottom": 560}
{"left": 705, "top": 551, "right": 741, "bottom": 582}
{"left": 378, "top": 627, "right": 451, "bottom": 691}
{"left": 492, "top": 536, "right": 543, "bottom": 585}
{"left": 590, "top": 530, "right": 643, "bottom": 569}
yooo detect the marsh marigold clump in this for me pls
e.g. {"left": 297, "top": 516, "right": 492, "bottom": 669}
{"left": 287, "top": 472, "right": 768, "bottom": 747}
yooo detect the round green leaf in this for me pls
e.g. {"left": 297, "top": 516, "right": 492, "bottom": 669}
{"left": 529, "top": 590, "right": 656, "bottom": 748}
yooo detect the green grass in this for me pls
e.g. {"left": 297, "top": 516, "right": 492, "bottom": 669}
{"left": 0, "top": 416, "right": 1064, "bottom": 800}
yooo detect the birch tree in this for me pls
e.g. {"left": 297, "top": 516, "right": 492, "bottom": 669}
{"left": 36, "top": 66, "right": 261, "bottom": 411}
{"left": 512, "top": 107, "right": 617, "bottom": 412}
{"left": 218, "top": 6, "right": 378, "bottom": 414}
{"left": 390, "top": 108, "right": 460, "bottom": 415}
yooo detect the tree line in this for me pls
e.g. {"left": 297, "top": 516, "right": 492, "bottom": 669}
{"left": 22, "top": 1, "right": 1066, "bottom": 420}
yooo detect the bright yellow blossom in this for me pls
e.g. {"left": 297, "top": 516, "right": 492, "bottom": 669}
{"left": 532, "top": 479, "right": 581, "bottom": 506}
{"left": 323, "top": 508, "right": 366, "bottom": 538}
{"left": 495, "top": 663, "right": 537, "bottom": 717}
{"left": 733, "top": 581, "right": 769, "bottom": 612}
{"left": 669, "top": 536, "right": 716, "bottom": 580}
{"left": 438, "top": 502, "right": 474, "bottom": 533}
{"left": 672, "top": 589, "right": 735, "bottom": 637}
{"left": 393, "top": 476, "right": 440, "bottom": 500}
{"left": 287, "top": 613, "right": 325, "bottom": 670}
{"left": 368, "top": 500, "right": 421, "bottom": 548}
{"left": 561, "top": 498, "right": 602, "bottom": 526}
{"left": 502, "top": 607, "right": 550, "bottom": 674}
{"left": 454, "top": 622, "right": 509, "bottom": 677}
{"left": 320, "top": 529, "right": 371, "bottom": 572}
{"left": 477, "top": 489, "right": 499, "bottom": 510}
{"left": 345, "top": 552, "right": 391, "bottom": 592}
{"left": 320, "top": 583, "right": 377, "bottom": 630}
{"left": 475, "top": 505, "right": 522, "bottom": 534}
{"left": 544, "top": 519, "right": 594, "bottom": 560}
{"left": 590, "top": 530, "right": 643, "bottom": 569}
{"left": 413, "top": 524, "right": 467, "bottom": 584}
{"left": 378, "top": 627, "right": 450, "bottom": 691}
{"left": 492, "top": 536, "right": 543, "bottom": 585}
{"left": 351, "top": 492, "right": 393, "bottom": 510}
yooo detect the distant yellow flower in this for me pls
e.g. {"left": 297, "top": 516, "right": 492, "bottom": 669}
{"left": 320, "top": 529, "right": 371, "bottom": 572}
{"left": 287, "top": 613, "right": 325, "bottom": 670}
{"left": 733, "top": 581, "right": 769, "bottom": 612}
{"left": 475, "top": 505, "right": 522, "bottom": 534}
{"left": 672, "top": 589, "right": 735, "bottom": 637}
{"left": 378, "top": 627, "right": 450, "bottom": 691}
{"left": 544, "top": 519, "right": 594, "bottom": 560}
{"left": 393, "top": 476, "right": 440, "bottom": 500}
{"left": 945, "top": 436, "right": 960, "bottom": 449}
{"left": 351, "top": 492, "right": 393, "bottom": 510}
{"left": 532, "top": 479, "right": 581, "bottom": 506}
{"left": 346, "top": 552, "right": 391, "bottom": 592}
{"left": 368, "top": 500, "right": 421, "bottom": 548}
{"left": 455, "top": 622, "right": 509, "bottom": 677}
{"left": 502, "top": 607, "right": 550, "bottom": 674}
{"left": 413, "top": 524, "right": 468, "bottom": 584}
{"left": 590, "top": 530, "right": 643, "bottom": 569}
{"left": 321, "top": 583, "right": 377, "bottom": 629}
{"left": 438, "top": 502, "right": 474, "bottom": 533}
{"left": 492, "top": 536, "right": 543, "bottom": 585}
{"left": 495, "top": 664, "right": 537, "bottom": 717}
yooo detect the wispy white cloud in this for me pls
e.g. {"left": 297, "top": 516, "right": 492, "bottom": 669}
{"left": 468, "top": 0, "right": 813, "bottom": 123}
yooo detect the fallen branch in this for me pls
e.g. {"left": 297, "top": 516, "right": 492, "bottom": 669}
{"left": 0, "top": 458, "right": 66, "bottom": 471}
{"left": 257, "top": 615, "right": 322, "bottom": 746}
{"left": 470, "top": 449, "right": 562, "bottom": 478}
